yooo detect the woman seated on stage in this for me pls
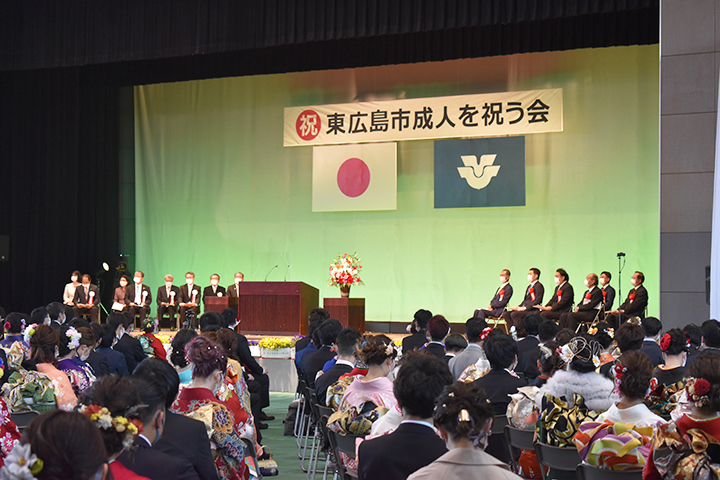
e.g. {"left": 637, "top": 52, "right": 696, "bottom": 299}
{"left": 57, "top": 326, "right": 96, "bottom": 396}
{"left": 29, "top": 325, "right": 77, "bottom": 411}
{"left": 170, "top": 328, "right": 197, "bottom": 385}
{"left": 172, "top": 335, "right": 246, "bottom": 480}
{"left": 112, "top": 275, "right": 130, "bottom": 313}
{"left": 653, "top": 328, "right": 688, "bottom": 387}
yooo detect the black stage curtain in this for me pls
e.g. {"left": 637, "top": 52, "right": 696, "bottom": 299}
{"left": 0, "top": 69, "right": 120, "bottom": 313}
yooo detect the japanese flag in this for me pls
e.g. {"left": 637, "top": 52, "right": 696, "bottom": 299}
{"left": 312, "top": 143, "right": 397, "bottom": 212}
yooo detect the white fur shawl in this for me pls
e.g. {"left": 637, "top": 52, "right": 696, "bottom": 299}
{"left": 535, "top": 369, "right": 617, "bottom": 412}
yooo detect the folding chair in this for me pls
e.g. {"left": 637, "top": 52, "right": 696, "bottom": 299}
{"left": 534, "top": 442, "right": 581, "bottom": 480}
{"left": 326, "top": 429, "right": 363, "bottom": 480}
{"left": 241, "top": 438, "right": 262, "bottom": 479}
{"left": 504, "top": 425, "right": 535, "bottom": 475}
{"left": 300, "top": 388, "right": 317, "bottom": 472}
{"left": 487, "top": 315, "right": 509, "bottom": 334}
{"left": 11, "top": 411, "right": 39, "bottom": 432}
{"left": 576, "top": 464, "right": 643, "bottom": 480}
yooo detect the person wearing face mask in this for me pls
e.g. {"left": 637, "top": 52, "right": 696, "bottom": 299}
{"left": 598, "top": 271, "right": 616, "bottom": 315}
{"left": 408, "top": 381, "right": 523, "bottom": 480}
{"left": 179, "top": 272, "right": 202, "bottom": 330}
{"left": 502, "top": 268, "right": 545, "bottom": 333}
{"left": 63, "top": 270, "right": 81, "bottom": 306}
{"left": 157, "top": 274, "right": 181, "bottom": 330}
{"left": 535, "top": 268, "right": 574, "bottom": 321}
{"left": 608, "top": 271, "right": 648, "bottom": 327}
{"left": 113, "top": 275, "right": 131, "bottom": 313}
{"left": 171, "top": 336, "right": 247, "bottom": 480}
{"left": 57, "top": 325, "right": 97, "bottom": 396}
{"left": 226, "top": 272, "right": 244, "bottom": 297}
{"left": 203, "top": 274, "right": 226, "bottom": 307}
{"left": 72, "top": 274, "right": 100, "bottom": 322}
{"left": 128, "top": 271, "right": 152, "bottom": 329}
{"left": 558, "top": 273, "right": 603, "bottom": 331}
{"left": 473, "top": 269, "right": 514, "bottom": 320}
{"left": 108, "top": 313, "right": 147, "bottom": 374}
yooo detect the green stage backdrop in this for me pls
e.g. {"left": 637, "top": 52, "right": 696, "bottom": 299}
{"left": 135, "top": 45, "right": 659, "bottom": 325}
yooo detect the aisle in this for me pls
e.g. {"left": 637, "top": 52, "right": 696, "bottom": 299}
{"left": 263, "top": 392, "right": 309, "bottom": 480}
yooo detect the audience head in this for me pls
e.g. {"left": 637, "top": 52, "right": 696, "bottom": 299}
{"left": 107, "top": 313, "right": 126, "bottom": 337}
{"left": 18, "top": 410, "right": 107, "bottom": 480}
{"left": 445, "top": 334, "right": 468, "bottom": 354}
{"left": 483, "top": 333, "right": 518, "bottom": 370}
{"left": 615, "top": 323, "right": 644, "bottom": 352}
{"left": 600, "top": 271, "right": 612, "bottom": 285}
{"left": 660, "top": 328, "right": 690, "bottom": 358}
{"left": 684, "top": 324, "right": 702, "bottom": 348}
{"left": 614, "top": 350, "right": 653, "bottom": 401}
{"left": 335, "top": 327, "right": 362, "bottom": 358}
{"left": 89, "top": 323, "right": 103, "bottom": 348}
{"left": 433, "top": 381, "right": 494, "bottom": 449}
{"left": 522, "top": 315, "right": 542, "bottom": 337}
{"left": 47, "top": 303, "right": 65, "bottom": 324}
{"left": 641, "top": 317, "right": 662, "bottom": 338}
{"left": 215, "top": 328, "right": 239, "bottom": 361}
{"left": 427, "top": 315, "right": 450, "bottom": 342}
{"left": 220, "top": 308, "right": 239, "bottom": 329}
{"left": 133, "top": 358, "right": 181, "bottom": 409}
{"left": 465, "top": 317, "right": 489, "bottom": 344}
{"left": 185, "top": 335, "right": 227, "bottom": 380}
{"left": 4, "top": 312, "right": 27, "bottom": 334}
{"left": 538, "top": 341, "right": 563, "bottom": 377}
{"left": 394, "top": 351, "right": 453, "bottom": 419}
{"left": 413, "top": 309, "right": 433, "bottom": 330}
{"left": 31, "top": 306, "right": 49, "bottom": 326}
{"left": 590, "top": 322, "right": 614, "bottom": 350}
{"left": 75, "top": 327, "right": 95, "bottom": 362}
{"left": 99, "top": 323, "right": 119, "bottom": 348}
{"left": 68, "top": 318, "right": 90, "bottom": 329}
{"left": 631, "top": 271, "right": 644, "bottom": 286}
{"left": 317, "top": 319, "right": 343, "bottom": 347}
{"left": 170, "top": 328, "right": 198, "bottom": 368}
{"left": 308, "top": 308, "right": 330, "bottom": 325}
{"left": 538, "top": 320, "right": 559, "bottom": 343}
{"left": 127, "top": 375, "right": 166, "bottom": 440}
{"left": 555, "top": 328, "right": 575, "bottom": 346}
{"left": 563, "top": 336, "right": 602, "bottom": 373}
{"left": 701, "top": 320, "right": 720, "bottom": 348}
{"left": 555, "top": 268, "right": 569, "bottom": 284}
{"left": 199, "top": 311, "right": 222, "bottom": 333}
{"left": 29, "top": 325, "right": 59, "bottom": 366}
{"left": 685, "top": 351, "right": 720, "bottom": 414}
{"left": 357, "top": 334, "right": 397, "bottom": 367}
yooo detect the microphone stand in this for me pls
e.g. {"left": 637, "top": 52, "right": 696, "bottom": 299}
{"left": 617, "top": 252, "right": 626, "bottom": 325}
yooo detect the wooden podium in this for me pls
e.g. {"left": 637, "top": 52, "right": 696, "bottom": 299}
{"left": 237, "top": 282, "right": 319, "bottom": 335}
{"left": 323, "top": 298, "right": 366, "bottom": 332}
{"left": 203, "top": 296, "right": 238, "bottom": 314}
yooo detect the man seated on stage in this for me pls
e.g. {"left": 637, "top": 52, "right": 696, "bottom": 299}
{"left": 502, "top": 267, "right": 544, "bottom": 334}
{"left": 401, "top": 309, "right": 432, "bottom": 354}
{"left": 599, "top": 271, "right": 616, "bottom": 313}
{"left": 203, "top": 274, "right": 226, "bottom": 305}
{"left": 473, "top": 269, "right": 513, "bottom": 320}
{"left": 558, "top": 273, "right": 603, "bottom": 331}
{"left": 226, "top": 272, "right": 244, "bottom": 297}
{"left": 157, "top": 274, "right": 180, "bottom": 329}
{"left": 179, "top": 272, "right": 202, "bottom": 329}
{"left": 72, "top": 274, "right": 100, "bottom": 321}
{"left": 535, "top": 268, "right": 574, "bottom": 321}
{"left": 128, "top": 271, "right": 152, "bottom": 326}
{"left": 607, "top": 271, "right": 648, "bottom": 328}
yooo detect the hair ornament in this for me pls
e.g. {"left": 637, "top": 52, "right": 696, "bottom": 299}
{"left": 645, "top": 378, "right": 659, "bottom": 399}
{"left": 3, "top": 322, "right": 10, "bottom": 332}
{"left": 685, "top": 377, "right": 712, "bottom": 407}
{"left": 480, "top": 327, "right": 493, "bottom": 341}
{"left": 384, "top": 343, "right": 396, "bottom": 356}
{"left": 458, "top": 409, "right": 471, "bottom": 422}
{"left": 660, "top": 333, "right": 672, "bottom": 351}
{"left": 539, "top": 345, "right": 553, "bottom": 360}
{"left": 686, "top": 337, "right": 692, "bottom": 350}
{"left": 0, "top": 443, "right": 44, "bottom": 480}
{"left": 22, "top": 324, "right": 38, "bottom": 344}
{"left": 78, "top": 404, "right": 144, "bottom": 449}
{"left": 65, "top": 327, "right": 81, "bottom": 350}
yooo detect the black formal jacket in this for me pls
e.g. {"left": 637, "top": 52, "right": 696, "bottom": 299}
{"left": 302, "top": 345, "right": 335, "bottom": 389}
{"left": 73, "top": 284, "right": 100, "bottom": 305}
{"left": 489, "top": 283, "right": 513, "bottom": 309}
{"left": 519, "top": 281, "right": 545, "bottom": 309}
{"left": 545, "top": 282, "right": 574, "bottom": 312}
{"left": 127, "top": 283, "right": 152, "bottom": 307}
{"left": 118, "top": 436, "right": 200, "bottom": 480}
{"left": 202, "top": 285, "right": 227, "bottom": 304}
{"left": 577, "top": 286, "right": 603, "bottom": 312}
{"left": 620, "top": 285, "right": 648, "bottom": 317}
{"left": 114, "top": 333, "right": 147, "bottom": 374}
{"left": 234, "top": 332, "right": 264, "bottom": 377}
{"left": 86, "top": 350, "right": 110, "bottom": 377}
{"left": 357, "top": 422, "right": 448, "bottom": 480}
{"left": 601, "top": 285, "right": 616, "bottom": 311}
{"left": 423, "top": 342, "right": 446, "bottom": 360}
{"left": 642, "top": 339, "right": 664, "bottom": 367}
{"left": 179, "top": 284, "right": 203, "bottom": 304}
{"left": 96, "top": 346, "right": 129, "bottom": 376}
{"left": 227, "top": 284, "right": 241, "bottom": 297}
{"left": 472, "top": 369, "right": 527, "bottom": 415}
{"left": 294, "top": 335, "right": 312, "bottom": 353}
{"left": 155, "top": 412, "right": 219, "bottom": 480}
{"left": 401, "top": 330, "right": 427, "bottom": 354}
{"left": 516, "top": 336, "right": 541, "bottom": 380}
{"left": 157, "top": 285, "right": 181, "bottom": 306}
{"left": 315, "top": 361, "right": 353, "bottom": 406}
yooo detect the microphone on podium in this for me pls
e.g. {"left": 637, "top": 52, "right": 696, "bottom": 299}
{"left": 284, "top": 264, "right": 290, "bottom": 282}
{"left": 265, "top": 265, "right": 278, "bottom": 281}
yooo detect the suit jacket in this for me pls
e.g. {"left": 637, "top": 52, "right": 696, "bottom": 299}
{"left": 402, "top": 330, "right": 427, "bottom": 354}
{"left": 202, "top": 285, "right": 227, "bottom": 304}
{"left": 302, "top": 345, "right": 335, "bottom": 388}
{"left": 448, "top": 344, "right": 484, "bottom": 379}
{"left": 179, "top": 284, "right": 203, "bottom": 304}
{"left": 118, "top": 436, "right": 200, "bottom": 480}
{"left": 294, "top": 335, "right": 312, "bottom": 353}
{"left": 601, "top": 285, "right": 616, "bottom": 311}
{"left": 155, "top": 412, "right": 219, "bottom": 480}
{"left": 226, "top": 284, "right": 241, "bottom": 298}
{"left": 516, "top": 336, "right": 540, "bottom": 380}
{"left": 642, "top": 339, "right": 664, "bottom": 367}
{"left": 96, "top": 346, "right": 129, "bottom": 376}
{"left": 519, "top": 281, "right": 545, "bottom": 309}
{"left": 315, "top": 361, "right": 353, "bottom": 405}
{"left": 157, "top": 285, "right": 181, "bottom": 306}
{"left": 472, "top": 369, "right": 527, "bottom": 415}
{"left": 113, "top": 286, "right": 129, "bottom": 305}
{"left": 358, "top": 422, "right": 448, "bottom": 480}
{"left": 86, "top": 350, "right": 110, "bottom": 377}
{"left": 234, "top": 332, "right": 263, "bottom": 376}
{"left": 127, "top": 283, "right": 152, "bottom": 307}
{"left": 577, "top": 286, "right": 603, "bottom": 312}
{"left": 489, "top": 283, "right": 513, "bottom": 309}
{"left": 545, "top": 282, "right": 574, "bottom": 312}
{"left": 423, "top": 342, "right": 446, "bottom": 360}
{"left": 73, "top": 284, "right": 100, "bottom": 306}
{"left": 114, "top": 333, "right": 147, "bottom": 374}
{"left": 620, "top": 285, "right": 648, "bottom": 317}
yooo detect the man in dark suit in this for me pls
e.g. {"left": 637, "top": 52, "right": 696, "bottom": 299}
{"left": 179, "top": 271, "right": 202, "bottom": 329}
{"left": 316, "top": 327, "right": 361, "bottom": 405}
{"left": 302, "top": 320, "right": 343, "bottom": 389}
{"left": 401, "top": 309, "right": 432, "bottom": 354}
{"left": 502, "top": 267, "right": 545, "bottom": 333}
{"left": 97, "top": 323, "right": 129, "bottom": 376}
{"left": 86, "top": 323, "right": 110, "bottom": 377}
{"left": 109, "top": 313, "right": 147, "bottom": 374}
{"left": 226, "top": 272, "right": 244, "bottom": 298}
{"left": 640, "top": 316, "right": 664, "bottom": 367}
{"left": 157, "top": 274, "right": 181, "bottom": 330}
{"left": 559, "top": 273, "right": 603, "bottom": 331}
{"left": 203, "top": 273, "right": 226, "bottom": 306}
{"left": 535, "top": 268, "right": 574, "bottom": 321}
{"left": 474, "top": 269, "right": 513, "bottom": 319}
{"left": 46, "top": 301, "right": 66, "bottom": 332}
{"left": 119, "top": 376, "right": 200, "bottom": 480}
{"left": 128, "top": 270, "right": 152, "bottom": 327}
{"left": 357, "top": 353, "right": 453, "bottom": 480}
{"left": 599, "top": 271, "right": 616, "bottom": 314}
{"left": 296, "top": 308, "right": 330, "bottom": 355}
{"left": 516, "top": 314, "right": 543, "bottom": 380}
{"left": 422, "top": 315, "right": 449, "bottom": 360}
{"left": 72, "top": 274, "right": 100, "bottom": 320}
{"left": 134, "top": 359, "right": 220, "bottom": 480}
{"left": 608, "top": 271, "right": 648, "bottom": 328}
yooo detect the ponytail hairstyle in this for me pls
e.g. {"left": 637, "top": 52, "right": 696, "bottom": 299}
{"left": 433, "top": 381, "right": 493, "bottom": 448}
{"left": 29, "top": 325, "right": 59, "bottom": 366}
{"left": 356, "top": 334, "right": 397, "bottom": 366}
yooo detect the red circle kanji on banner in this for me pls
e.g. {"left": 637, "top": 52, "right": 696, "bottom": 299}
{"left": 296, "top": 110, "right": 321, "bottom": 141}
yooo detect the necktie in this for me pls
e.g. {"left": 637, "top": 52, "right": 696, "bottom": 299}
{"left": 85, "top": 286, "right": 89, "bottom": 302}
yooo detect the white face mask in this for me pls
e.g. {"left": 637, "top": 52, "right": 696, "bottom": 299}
{"left": 71, "top": 275, "right": 78, "bottom": 282}
{"left": 211, "top": 279, "right": 219, "bottom": 286}
{"left": 584, "top": 279, "right": 589, "bottom": 287}
{"left": 119, "top": 280, "right": 127, "bottom": 287}
{"left": 630, "top": 278, "right": 637, "bottom": 286}
{"left": 79, "top": 347, "right": 90, "bottom": 362}
{"left": 186, "top": 278, "right": 194, "bottom": 285}
{"left": 599, "top": 277, "right": 606, "bottom": 286}
{"left": 500, "top": 276, "right": 506, "bottom": 283}
{"left": 554, "top": 276, "right": 561, "bottom": 285}
{"left": 527, "top": 274, "right": 533, "bottom": 283}
{"left": 134, "top": 277, "right": 142, "bottom": 284}
{"left": 235, "top": 277, "right": 242, "bottom": 284}
{"left": 165, "top": 282, "right": 173, "bottom": 288}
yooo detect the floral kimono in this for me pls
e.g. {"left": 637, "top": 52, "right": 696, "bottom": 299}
{"left": 57, "top": 358, "right": 96, "bottom": 396}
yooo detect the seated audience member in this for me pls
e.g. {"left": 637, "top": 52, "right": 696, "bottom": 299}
{"left": 590, "top": 322, "right": 615, "bottom": 366}
{"left": 212, "top": 329, "right": 252, "bottom": 423}
{"left": 127, "top": 271, "right": 152, "bottom": 325}
{"left": 474, "top": 269, "right": 514, "bottom": 320}
{"left": 57, "top": 325, "right": 96, "bottom": 395}
{"left": 302, "top": 319, "right": 343, "bottom": 389}
{"left": 112, "top": 275, "right": 130, "bottom": 313}
{"left": 226, "top": 272, "right": 244, "bottom": 298}
{"left": 170, "top": 329, "right": 198, "bottom": 385}
{"left": 644, "top": 352, "right": 720, "bottom": 480}
{"left": 699, "top": 319, "right": 720, "bottom": 353}
{"left": 535, "top": 268, "right": 574, "bottom": 321}
{"left": 0, "top": 312, "right": 30, "bottom": 358}
{"left": 157, "top": 274, "right": 180, "bottom": 330}
{"left": 472, "top": 332, "right": 526, "bottom": 463}
{"left": 516, "top": 314, "right": 543, "bottom": 380}
{"left": 600, "top": 322, "right": 644, "bottom": 379}
{"left": 538, "top": 319, "right": 559, "bottom": 345}
{"left": 448, "top": 317, "right": 489, "bottom": 379}
{"left": 108, "top": 313, "right": 147, "bottom": 374}
{"left": 1, "top": 410, "right": 107, "bottom": 480}
{"left": 31, "top": 306, "right": 50, "bottom": 328}
{"left": 408, "top": 381, "right": 523, "bottom": 480}
{"left": 536, "top": 336, "right": 615, "bottom": 412}
{"left": 684, "top": 323, "right": 702, "bottom": 365}
{"left": 46, "top": 302, "right": 66, "bottom": 331}
{"left": 532, "top": 341, "right": 563, "bottom": 387}
{"left": 316, "top": 327, "right": 362, "bottom": 406}
{"left": 599, "top": 270, "right": 616, "bottom": 312}
{"left": 444, "top": 333, "right": 468, "bottom": 363}
{"left": 295, "top": 308, "right": 330, "bottom": 355}
{"left": 203, "top": 274, "right": 226, "bottom": 305}
{"left": 96, "top": 323, "right": 129, "bottom": 377}
{"left": 423, "top": 315, "right": 450, "bottom": 360}
{"left": 596, "top": 350, "right": 664, "bottom": 427}
{"left": 139, "top": 317, "right": 166, "bottom": 361}
{"left": 555, "top": 328, "right": 575, "bottom": 346}
{"left": 72, "top": 274, "right": 100, "bottom": 321}
{"left": 134, "top": 358, "right": 219, "bottom": 480}
{"left": 640, "top": 316, "right": 664, "bottom": 367}
{"left": 654, "top": 328, "right": 689, "bottom": 386}
{"left": 295, "top": 319, "right": 324, "bottom": 374}
{"left": 172, "top": 336, "right": 247, "bottom": 480}
{"left": 82, "top": 324, "right": 109, "bottom": 377}
{"left": 29, "top": 325, "right": 77, "bottom": 411}
{"left": 402, "top": 309, "right": 433, "bottom": 354}
{"left": 178, "top": 272, "right": 202, "bottom": 330}
{"left": 358, "top": 352, "right": 454, "bottom": 480}
{"left": 63, "top": 270, "right": 82, "bottom": 306}
{"left": 607, "top": 271, "right": 648, "bottom": 328}
{"left": 502, "top": 267, "right": 545, "bottom": 334}
{"left": 558, "top": 273, "right": 603, "bottom": 331}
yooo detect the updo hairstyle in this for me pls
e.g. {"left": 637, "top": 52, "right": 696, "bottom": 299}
{"left": 615, "top": 350, "right": 653, "bottom": 400}
{"left": 433, "top": 381, "right": 493, "bottom": 446}
{"left": 30, "top": 324, "right": 59, "bottom": 365}
{"left": 686, "top": 352, "right": 720, "bottom": 414}
{"left": 170, "top": 328, "right": 197, "bottom": 368}
{"left": 185, "top": 335, "right": 227, "bottom": 379}
{"left": 660, "top": 328, "right": 689, "bottom": 356}
{"left": 357, "top": 334, "right": 397, "bottom": 366}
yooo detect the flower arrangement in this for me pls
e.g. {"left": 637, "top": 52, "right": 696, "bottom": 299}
{"left": 329, "top": 252, "right": 363, "bottom": 288}
{"left": 65, "top": 327, "right": 81, "bottom": 350}
{"left": 258, "top": 337, "right": 297, "bottom": 350}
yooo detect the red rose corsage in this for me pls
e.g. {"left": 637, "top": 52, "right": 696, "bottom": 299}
{"left": 660, "top": 333, "right": 672, "bottom": 351}
{"left": 480, "top": 327, "right": 493, "bottom": 341}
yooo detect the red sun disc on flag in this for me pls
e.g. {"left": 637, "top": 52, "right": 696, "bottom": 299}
{"left": 337, "top": 158, "right": 371, "bottom": 197}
